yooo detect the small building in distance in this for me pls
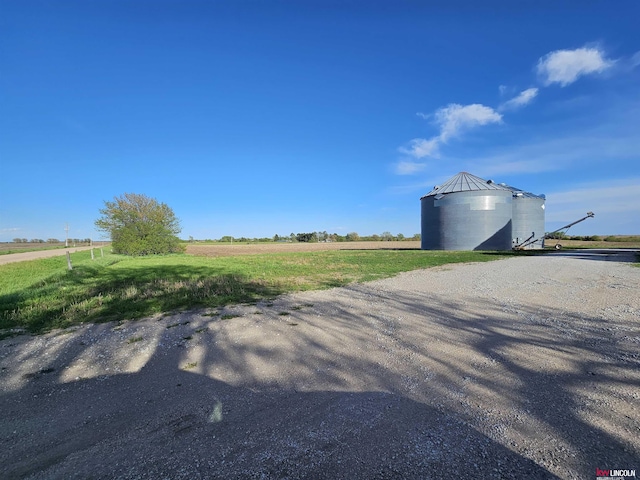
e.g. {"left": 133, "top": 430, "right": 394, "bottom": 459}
{"left": 420, "top": 172, "right": 545, "bottom": 251}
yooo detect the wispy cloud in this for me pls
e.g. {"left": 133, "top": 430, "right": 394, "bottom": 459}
{"left": 398, "top": 137, "right": 439, "bottom": 159}
{"left": 394, "top": 160, "right": 427, "bottom": 175}
{"left": 398, "top": 104, "right": 502, "bottom": 160}
{"left": 395, "top": 43, "right": 627, "bottom": 178}
{"left": 536, "top": 46, "right": 614, "bottom": 87}
{"left": 466, "top": 124, "right": 640, "bottom": 179}
{"left": 498, "top": 88, "right": 538, "bottom": 111}
{"left": 545, "top": 179, "right": 640, "bottom": 234}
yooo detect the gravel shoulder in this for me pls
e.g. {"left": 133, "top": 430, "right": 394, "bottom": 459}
{"left": 1, "top": 250, "right": 638, "bottom": 479}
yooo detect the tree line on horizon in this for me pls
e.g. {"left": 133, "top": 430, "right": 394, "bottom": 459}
{"left": 196, "top": 231, "right": 423, "bottom": 243}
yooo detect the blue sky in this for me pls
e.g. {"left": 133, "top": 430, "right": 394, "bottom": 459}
{"left": 1, "top": 1, "right": 639, "bottom": 242}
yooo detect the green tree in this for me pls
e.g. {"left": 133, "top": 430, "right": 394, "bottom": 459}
{"left": 345, "top": 232, "right": 360, "bottom": 242}
{"left": 95, "top": 193, "right": 184, "bottom": 256}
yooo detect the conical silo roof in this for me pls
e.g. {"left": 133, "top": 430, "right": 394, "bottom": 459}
{"left": 421, "top": 172, "right": 511, "bottom": 199}
{"left": 499, "top": 183, "right": 546, "bottom": 199}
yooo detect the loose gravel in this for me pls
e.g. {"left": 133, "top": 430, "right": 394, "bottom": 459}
{"left": 1, "top": 250, "right": 638, "bottom": 479}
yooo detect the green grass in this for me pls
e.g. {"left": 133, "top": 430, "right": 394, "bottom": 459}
{"left": 0, "top": 249, "right": 509, "bottom": 335}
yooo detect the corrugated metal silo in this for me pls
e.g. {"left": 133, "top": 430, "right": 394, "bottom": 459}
{"left": 421, "top": 172, "right": 513, "bottom": 251}
{"left": 505, "top": 185, "right": 546, "bottom": 249}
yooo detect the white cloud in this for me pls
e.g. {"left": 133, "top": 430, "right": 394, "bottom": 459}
{"left": 630, "top": 50, "right": 640, "bottom": 69}
{"left": 398, "top": 137, "right": 439, "bottom": 159}
{"left": 435, "top": 103, "right": 503, "bottom": 142}
{"left": 398, "top": 103, "right": 502, "bottom": 163}
{"left": 536, "top": 46, "right": 614, "bottom": 86}
{"left": 499, "top": 88, "right": 538, "bottom": 111}
{"left": 394, "top": 161, "right": 427, "bottom": 175}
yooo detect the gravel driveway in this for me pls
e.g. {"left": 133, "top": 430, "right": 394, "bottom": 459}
{"left": 1, "top": 250, "right": 638, "bottom": 479}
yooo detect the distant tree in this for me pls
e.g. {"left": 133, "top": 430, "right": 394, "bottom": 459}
{"left": 345, "top": 232, "right": 360, "bottom": 242}
{"left": 411, "top": 233, "right": 421, "bottom": 241}
{"left": 381, "top": 231, "right": 393, "bottom": 241}
{"left": 95, "top": 193, "right": 184, "bottom": 256}
{"left": 546, "top": 231, "right": 567, "bottom": 240}
{"left": 397, "top": 233, "right": 405, "bottom": 241}
{"left": 296, "top": 232, "right": 315, "bottom": 243}
{"left": 273, "top": 234, "right": 280, "bottom": 242}
{"left": 46, "top": 238, "right": 60, "bottom": 243}
{"left": 12, "top": 238, "right": 22, "bottom": 243}
{"left": 30, "top": 239, "right": 44, "bottom": 243}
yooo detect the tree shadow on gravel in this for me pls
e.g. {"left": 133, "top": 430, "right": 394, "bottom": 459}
{"left": 366, "top": 287, "right": 640, "bottom": 479}
{"left": 0, "top": 312, "right": 557, "bottom": 479}
{"left": 1, "top": 269, "right": 638, "bottom": 479}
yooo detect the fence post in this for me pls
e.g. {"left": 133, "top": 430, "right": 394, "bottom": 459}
{"left": 91, "top": 248, "right": 95, "bottom": 260}
{"left": 100, "top": 248, "right": 104, "bottom": 258}
{"left": 66, "top": 251, "right": 73, "bottom": 271}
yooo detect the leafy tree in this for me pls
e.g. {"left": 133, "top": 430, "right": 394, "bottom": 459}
{"left": 397, "top": 233, "right": 405, "bottom": 241}
{"left": 345, "top": 232, "right": 360, "bottom": 242}
{"left": 296, "top": 232, "right": 315, "bottom": 243}
{"left": 95, "top": 193, "right": 184, "bottom": 256}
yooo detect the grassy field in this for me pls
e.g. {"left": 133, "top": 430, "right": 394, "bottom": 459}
{"left": 544, "top": 238, "right": 640, "bottom": 249}
{"left": 0, "top": 241, "right": 102, "bottom": 255}
{"left": 0, "top": 247, "right": 510, "bottom": 336}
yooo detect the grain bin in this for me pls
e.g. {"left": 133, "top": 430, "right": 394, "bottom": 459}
{"left": 421, "top": 172, "right": 513, "bottom": 250}
{"left": 504, "top": 185, "right": 546, "bottom": 249}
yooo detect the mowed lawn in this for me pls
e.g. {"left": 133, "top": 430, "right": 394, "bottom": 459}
{"left": 0, "top": 247, "right": 509, "bottom": 335}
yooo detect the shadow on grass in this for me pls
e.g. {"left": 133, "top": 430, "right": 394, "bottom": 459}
{"left": 0, "top": 262, "right": 286, "bottom": 334}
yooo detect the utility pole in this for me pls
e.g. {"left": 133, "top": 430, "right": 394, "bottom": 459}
{"left": 65, "top": 223, "right": 69, "bottom": 247}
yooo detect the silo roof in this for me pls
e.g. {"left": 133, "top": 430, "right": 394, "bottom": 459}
{"left": 421, "top": 172, "right": 511, "bottom": 199}
{"left": 499, "top": 183, "right": 546, "bottom": 199}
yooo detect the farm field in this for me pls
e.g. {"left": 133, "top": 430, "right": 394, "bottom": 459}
{"left": 545, "top": 238, "right": 640, "bottom": 249}
{"left": 186, "top": 240, "right": 422, "bottom": 256}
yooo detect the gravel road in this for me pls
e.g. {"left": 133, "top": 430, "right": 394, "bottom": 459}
{"left": 0, "top": 247, "right": 99, "bottom": 266}
{"left": 1, "top": 250, "right": 638, "bottom": 479}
